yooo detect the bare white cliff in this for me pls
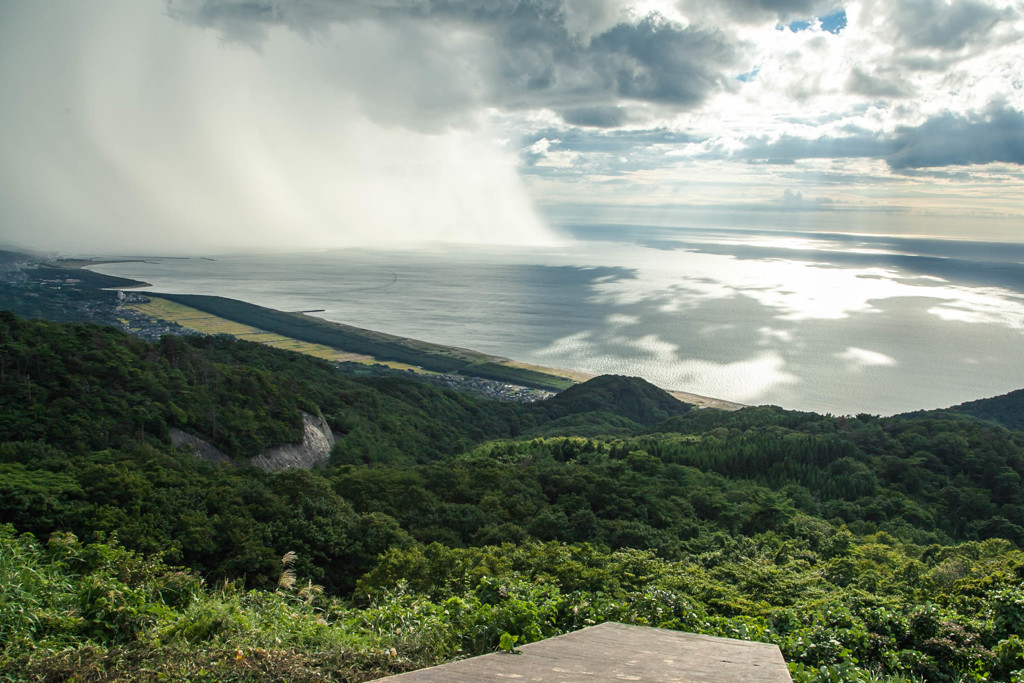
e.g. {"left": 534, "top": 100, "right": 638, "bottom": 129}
{"left": 170, "top": 411, "right": 336, "bottom": 472}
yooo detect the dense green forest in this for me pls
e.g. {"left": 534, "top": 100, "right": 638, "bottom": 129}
{"left": 3, "top": 311, "right": 1024, "bottom": 681}
{"left": 949, "top": 389, "right": 1024, "bottom": 432}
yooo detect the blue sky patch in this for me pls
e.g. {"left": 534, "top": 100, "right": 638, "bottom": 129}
{"left": 737, "top": 67, "right": 760, "bottom": 83}
{"left": 783, "top": 8, "right": 847, "bottom": 34}
{"left": 820, "top": 9, "right": 848, "bottom": 34}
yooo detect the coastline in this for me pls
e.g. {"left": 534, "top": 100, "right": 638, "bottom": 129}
{"left": 503, "top": 358, "right": 746, "bottom": 410}
{"left": 668, "top": 390, "right": 747, "bottom": 411}
{"left": 77, "top": 257, "right": 745, "bottom": 409}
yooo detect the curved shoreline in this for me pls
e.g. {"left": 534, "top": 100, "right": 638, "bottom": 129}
{"left": 503, "top": 358, "right": 746, "bottom": 410}
{"left": 80, "top": 258, "right": 745, "bottom": 409}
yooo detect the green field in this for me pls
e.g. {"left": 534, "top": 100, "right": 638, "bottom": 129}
{"left": 150, "top": 292, "right": 575, "bottom": 390}
{"left": 130, "top": 296, "right": 430, "bottom": 372}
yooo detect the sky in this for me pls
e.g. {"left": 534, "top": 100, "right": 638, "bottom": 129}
{"left": 1, "top": 0, "right": 1023, "bottom": 254}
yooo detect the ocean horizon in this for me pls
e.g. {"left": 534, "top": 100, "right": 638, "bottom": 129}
{"left": 89, "top": 224, "right": 1024, "bottom": 416}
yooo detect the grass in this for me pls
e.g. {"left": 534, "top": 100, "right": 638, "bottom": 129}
{"left": 0, "top": 529, "right": 432, "bottom": 682}
{"left": 147, "top": 293, "right": 576, "bottom": 390}
{"left": 128, "top": 297, "right": 430, "bottom": 372}
{"left": 151, "top": 294, "right": 473, "bottom": 373}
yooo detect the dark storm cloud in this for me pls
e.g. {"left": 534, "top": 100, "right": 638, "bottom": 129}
{"left": 587, "top": 18, "right": 734, "bottom": 107}
{"left": 675, "top": 0, "right": 821, "bottom": 23}
{"left": 561, "top": 106, "right": 631, "bottom": 128}
{"left": 887, "top": 103, "right": 1024, "bottom": 168}
{"left": 733, "top": 0, "right": 818, "bottom": 13}
{"left": 167, "top": 0, "right": 737, "bottom": 125}
{"left": 709, "top": 102, "right": 1024, "bottom": 169}
{"left": 886, "top": 0, "right": 1012, "bottom": 50}
{"left": 728, "top": 129, "right": 894, "bottom": 162}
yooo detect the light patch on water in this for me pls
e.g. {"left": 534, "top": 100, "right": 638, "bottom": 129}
{"left": 580, "top": 243, "right": 1024, "bottom": 334}
{"left": 88, "top": 230, "right": 1024, "bottom": 415}
{"left": 535, "top": 330, "right": 800, "bottom": 403}
{"left": 616, "top": 334, "right": 679, "bottom": 364}
{"left": 743, "top": 265, "right": 908, "bottom": 321}
{"left": 926, "top": 289, "right": 1024, "bottom": 329}
{"left": 534, "top": 331, "right": 595, "bottom": 358}
{"left": 663, "top": 351, "right": 800, "bottom": 403}
{"left": 837, "top": 347, "right": 898, "bottom": 370}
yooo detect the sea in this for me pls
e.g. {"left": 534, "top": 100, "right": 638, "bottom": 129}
{"left": 89, "top": 224, "right": 1024, "bottom": 416}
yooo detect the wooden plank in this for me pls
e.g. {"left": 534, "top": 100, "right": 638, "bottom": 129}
{"left": 375, "top": 622, "right": 792, "bottom": 682}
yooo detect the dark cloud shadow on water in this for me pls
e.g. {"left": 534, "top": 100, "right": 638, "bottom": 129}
{"left": 567, "top": 223, "right": 1024, "bottom": 293}
{"left": 94, "top": 247, "right": 1024, "bottom": 416}
{"left": 527, "top": 284, "right": 809, "bottom": 403}
{"left": 688, "top": 246, "right": 1024, "bottom": 294}
{"left": 764, "top": 296, "right": 1024, "bottom": 414}
{"left": 522, "top": 263, "right": 1024, "bottom": 414}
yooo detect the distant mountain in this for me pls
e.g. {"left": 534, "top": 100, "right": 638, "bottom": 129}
{"left": 948, "top": 388, "right": 1024, "bottom": 431}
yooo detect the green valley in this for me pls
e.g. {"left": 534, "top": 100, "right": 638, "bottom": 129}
{"left": 2, "top": 312, "right": 1024, "bottom": 681}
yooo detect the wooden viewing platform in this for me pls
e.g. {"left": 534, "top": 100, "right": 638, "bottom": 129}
{"left": 375, "top": 622, "right": 792, "bottom": 682}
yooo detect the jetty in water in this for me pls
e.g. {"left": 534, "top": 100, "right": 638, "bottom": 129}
{"left": 375, "top": 622, "right": 792, "bottom": 682}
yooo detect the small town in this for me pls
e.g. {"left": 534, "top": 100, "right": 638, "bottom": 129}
{"left": 0, "top": 254, "right": 195, "bottom": 341}
{"left": 2, "top": 252, "right": 554, "bottom": 404}
{"left": 428, "top": 372, "right": 555, "bottom": 403}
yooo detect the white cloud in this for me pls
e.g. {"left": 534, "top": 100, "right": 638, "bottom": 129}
{"left": 3, "top": 0, "right": 1024, "bottom": 251}
{"left": 529, "top": 138, "right": 557, "bottom": 155}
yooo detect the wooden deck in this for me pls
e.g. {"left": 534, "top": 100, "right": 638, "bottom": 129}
{"left": 375, "top": 622, "right": 792, "bottom": 682}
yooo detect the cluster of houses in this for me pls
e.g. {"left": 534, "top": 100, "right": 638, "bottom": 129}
{"left": 431, "top": 372, "right": 554, "bottom": 403}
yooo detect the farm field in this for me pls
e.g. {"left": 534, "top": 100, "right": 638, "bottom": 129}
{"left": 148, "top": 293, "right": 576, "bottom": 390}
{"left": 128, "top": 296, "right": 429, "bottom": 371}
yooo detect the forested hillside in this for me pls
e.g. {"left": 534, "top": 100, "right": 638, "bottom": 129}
{"left": 949, "top": 388, "right": 1024, "bottom": 432}
{"left": 3, "top": 312, "right": 1024, "bottom": 682}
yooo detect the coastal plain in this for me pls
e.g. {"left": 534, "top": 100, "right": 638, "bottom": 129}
{"left": 127, "top": 296, "right": 423, "bottom": 370}
{"left": 0, "top": 250, "right": 744, "bottom": 408}
{"left": 130, "top": 293, "right": 739, "bottom": 408}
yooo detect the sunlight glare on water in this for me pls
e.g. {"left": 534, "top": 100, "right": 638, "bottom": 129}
{"left": 91, "top": 226, "right": 1024, "bottom": 415}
